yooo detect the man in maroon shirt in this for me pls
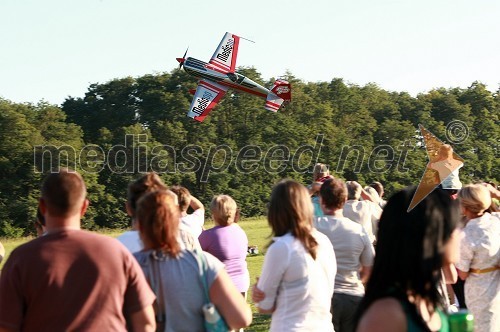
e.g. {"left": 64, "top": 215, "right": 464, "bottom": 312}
{"left": 0, "top": 169, "right": 156, "bottom": 332}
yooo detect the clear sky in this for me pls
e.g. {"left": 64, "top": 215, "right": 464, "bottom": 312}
{"left": 1, "top": 0, "right": 499, "bottom": 105}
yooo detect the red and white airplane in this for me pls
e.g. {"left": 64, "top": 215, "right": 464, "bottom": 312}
{"left": 176, "top": 32, "right": 291, "bottom": 122}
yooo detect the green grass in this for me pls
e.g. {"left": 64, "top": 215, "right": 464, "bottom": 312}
{"left": 0, "top": 236, "right": 35, "bottom": 269}
{"left": 234, "top": 217, "right": 272, "bottom": 331}
{"left": 0, "top": 217, "right": 272, "bottom": 331}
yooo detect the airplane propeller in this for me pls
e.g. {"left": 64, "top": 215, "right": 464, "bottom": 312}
{"left": 176, "top": 47, "right": 189, "bottom": 69}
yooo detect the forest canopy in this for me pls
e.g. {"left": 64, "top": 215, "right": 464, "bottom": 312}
{"left": 1, "top": 68, "right": 499, "bottom": 236}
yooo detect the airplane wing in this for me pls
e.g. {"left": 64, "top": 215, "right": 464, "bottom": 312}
{"left": 186, "top": 80, "right": 228, "bottom": 122}
{"left": 209, "top": 32, "right": 240, "bottom": 73}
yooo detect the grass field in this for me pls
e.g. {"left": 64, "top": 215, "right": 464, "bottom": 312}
{"left": 0, "top": 217, "right": 272, "bottom": 331}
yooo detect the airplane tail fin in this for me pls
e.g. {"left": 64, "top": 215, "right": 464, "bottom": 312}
{"left": 265, "top": 79, "right": 291, "bottom": 112}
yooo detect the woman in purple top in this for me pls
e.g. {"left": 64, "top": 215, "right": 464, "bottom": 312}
{"left": 199, "top": 195, "right": 250, "bottom": 296}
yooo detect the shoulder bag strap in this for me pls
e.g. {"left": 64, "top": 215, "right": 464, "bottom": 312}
{"left": 193, "top": 249, "right": 210, "bottom": 304}
{"left": 148, "top": 251, "right": 166, "bottom": 326}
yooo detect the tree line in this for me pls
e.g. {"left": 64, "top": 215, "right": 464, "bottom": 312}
{"left": 1, "top": 68, "right": 498, "bottom": 236}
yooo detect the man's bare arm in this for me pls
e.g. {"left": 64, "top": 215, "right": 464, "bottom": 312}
{"left": 189, "top": 195, "right": 204, "bottom": 211}
{"left": 128, "top": 305, "right": 156, "bottom": 332}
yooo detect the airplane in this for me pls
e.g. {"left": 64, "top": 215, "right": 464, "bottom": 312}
{"left": 176, "top": 32, "right": 291, "bottom": 122}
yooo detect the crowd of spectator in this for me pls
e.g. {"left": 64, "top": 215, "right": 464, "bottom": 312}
{"left": 0, "top": 162, "right": 498, "bottom": 332}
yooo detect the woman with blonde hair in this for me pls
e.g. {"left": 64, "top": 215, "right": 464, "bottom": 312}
{"left": 456, "top": 184, "right": 500, "bottom": 332}
{"left": 199, "top": 195, "right": 250, "bottom": 298}
{"left": 252, "top": 180, "right": 336, "bottom": 331}
{"left": 134, "top": 190, "right": 252, "bottom": 331}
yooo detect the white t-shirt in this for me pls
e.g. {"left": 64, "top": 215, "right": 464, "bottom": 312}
{"left": 314, "top": 215, "right": 374, "bottom": 296}
{"left": 117, "top": 227, "right": 200, "bottom": 254}
{"left": 180, "top": 209, "right": 205, "bottom": 238}
{"left": 257, "top": 231, "right": 336, "bottom": 332}
{"left": 379, "top": 199, "right": 387, "bottom": 209}
{"left": 343, "top": 200, "right": 382, "bottom": 244}
{"left": 116, "top": 230, "right": 143, "bottom": 253}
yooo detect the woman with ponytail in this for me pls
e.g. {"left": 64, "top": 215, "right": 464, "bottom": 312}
{"left": 134, "top": 190, "right": 252, "bottom": 331}
{"left": 252, "top": 179, "right": 336, "bottom": 331}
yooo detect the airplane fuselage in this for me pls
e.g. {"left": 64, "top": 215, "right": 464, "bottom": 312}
{"left": 183, "top": 57, "right": 269, "bottom": 99}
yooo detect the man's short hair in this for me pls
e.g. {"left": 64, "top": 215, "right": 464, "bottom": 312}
{"left": 41, "top": 169, "right": 87, "bottom": 217}
{"left": 370, "top": 181, "right": 384, "bottom": 197}
{"left": 320, "top": 178, "right": 348, "bottom": 210}
{"left": 169, "top": 186, "right": 190, "bottom": 212}
{"left": 346, "top": 181, "right": 362, "bottom": 200}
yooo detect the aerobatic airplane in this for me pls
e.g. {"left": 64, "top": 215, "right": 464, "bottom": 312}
{"left": 176, "top": 32, "right": 291, "bottom": 122}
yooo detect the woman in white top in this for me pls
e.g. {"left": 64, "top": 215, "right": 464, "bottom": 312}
{"left": 252, "top": 179, "right": 336, "bottom": 331}
{"left": 456, "top": 184, "right": 500, "bottom": 332}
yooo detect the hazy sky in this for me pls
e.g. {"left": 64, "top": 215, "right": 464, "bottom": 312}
{"left": 1, "top": 0, "right": 499, "bottom": 105}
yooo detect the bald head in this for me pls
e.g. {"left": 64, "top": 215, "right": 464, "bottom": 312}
{"left": 41, "top": 169, "right": 87, "bottom": 218}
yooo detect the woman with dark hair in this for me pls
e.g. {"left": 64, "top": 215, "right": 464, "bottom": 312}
{"left": 134, "top": 190, "right": 252, "bottom": 331}
{"left": 252, "top": 179, "right": 336, "bottom": 331}
{"left": 117, "top": 172, "right": 169, "bottom": 253}
{"left": 456, "top": 184, "right": 500, "bottom": 332}
{"left": 356, "top": 187, "right": 461, "bottom": 332}
{"left": 117, "top": 172, "right": 198, "bottom": 253}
